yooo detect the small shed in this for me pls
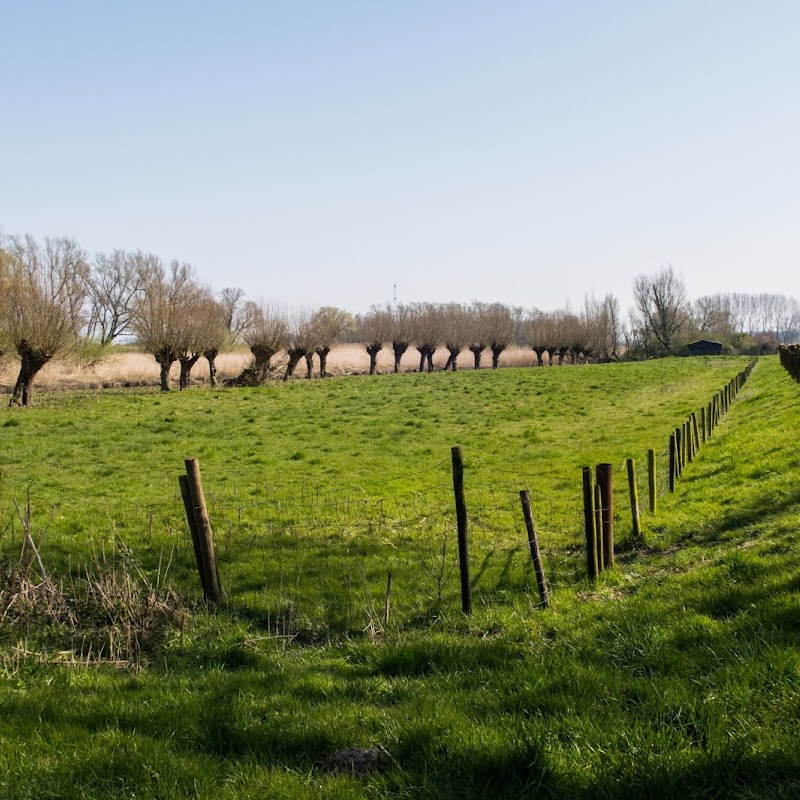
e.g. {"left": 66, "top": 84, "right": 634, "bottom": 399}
{"left": 687, "top": 339, "right": 723, "bottom": 357}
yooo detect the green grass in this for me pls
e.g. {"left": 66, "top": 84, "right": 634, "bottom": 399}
{"left": 0, "top": 357, "right": 798, "bottom": 798}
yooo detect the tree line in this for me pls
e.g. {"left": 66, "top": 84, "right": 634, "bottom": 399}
{"left": 1, "top": 234, "right": 798, "bottom": 406}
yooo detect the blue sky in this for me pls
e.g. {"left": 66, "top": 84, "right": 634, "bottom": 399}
{"left": 2, "top": 1, "right": 798, "bottom": 313}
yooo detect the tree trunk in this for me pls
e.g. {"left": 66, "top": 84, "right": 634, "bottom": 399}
{"left": 204, "top": 348, "right": 219, "bottom": 388}
{"left": 316, "top": 347, "right": 330, "bottom": 378}
{"left": 426, "top": 350, "right": 434, "bottom": 372}
{"left": 9, "top": 351, "right": 48, "bottom": 407}
{"left": 304, "top": 352, "right": 314, "bottom": 379}
{"left": 179, "top": 355, "right": 201, "bottom": 390}
{"left": 469, "top": 346, "right": 483, "bottom": 370}
{"left": 392, "top": 343, "right": 408, "bottom": 373}
{"left": 446, "top": 348, "right": 459, "bottom": 370}
{"left": 491, "top": 345, "right": 504, "bottom": 369}
{"left": 366, "top": 344, "right": 381, "bottom": 375}
{"left": 155, "top": 349, "right": 175, "bottom": 392}
{"left": 417, "top": 348, "right": 426, "bottom": 373}
{"left": 284, "top": 349, "right": 305, "bottom": 381}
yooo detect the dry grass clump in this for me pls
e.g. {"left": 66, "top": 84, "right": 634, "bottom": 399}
{"left": 0, "top": 552, "right": 184, "bottom": 668}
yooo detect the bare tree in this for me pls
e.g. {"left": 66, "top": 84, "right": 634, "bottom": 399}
{"left": 174, "top": 289, "right": 226, "bottom": 390}
{"left": 132, "top": 259, "right": 201, "bottom": 391}
{"left": 522, "top": 310, "right": 548, "bottom": 366}
{"left": 232, "top": 302, "right": 289, "bottom": 385}
{"left": 312, "top": 307, "right": 350, "bottom": 377}
{"left": 3, "top": 234, "right": 89, "bottom": 406}
{"left": 85, "top": 249, "right": 155, "bottom": 345}
{"left": 632, "top": 265, "right": 690, "bottom": 355}
{"left": 358, "top": 306, "right": 392, "bottom": 375}
{"left": 484, "top": 303, "right": 515, "bottom": 369}
{"left": 390, "top": 304, "right": 414, "bottom": 373}
{"left": 412, "top": 303, "right": 443, "bottom": 372}
{"left": 693, "top": 294, "right": 733, "bottom": 337}
{"left": 218, "top": 286, "right": 259, "bottom": 340}
{"left": 442, "top": 303, "right": 469, "bottom": 370}
{"left": 284, "top": 310, "right": 316, "bottom": 381}
{"left": 199, "top": 299, "right": 230, "bottom": 388}
{"left": 466, "top": 302, "right": 490, "bottom": 369}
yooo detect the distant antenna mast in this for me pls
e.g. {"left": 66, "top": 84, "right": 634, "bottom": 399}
{"left": 393, "top": 282, "right": 397, "bottom": 304}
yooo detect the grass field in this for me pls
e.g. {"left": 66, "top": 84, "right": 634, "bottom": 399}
{"left": 0, "top": 357, "right": 798, "bottom": 798}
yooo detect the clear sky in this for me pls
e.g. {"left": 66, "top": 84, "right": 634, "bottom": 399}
{"left": 2, "top": 1, "right": 798, "bottom": 313}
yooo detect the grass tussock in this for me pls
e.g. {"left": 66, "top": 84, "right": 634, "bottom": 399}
{"left": 0, "top": 550, "right": 184, "bottom": 669}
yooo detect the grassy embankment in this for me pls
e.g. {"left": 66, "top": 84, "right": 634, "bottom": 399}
{"left": 0, "top": 356, "right": 797, "bottom": 798}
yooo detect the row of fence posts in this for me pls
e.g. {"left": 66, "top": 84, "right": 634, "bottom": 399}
{"left": 178, "top": 447, "right": 551, "bottom": 614}
{"left": 669, "top": 359, "right": 756, "bottom": 491}
{"left": 581, "top": 359, "right": 757, "bottom": 581}
{"left": 179, "top": 362, "right": 756, "bottom": 610}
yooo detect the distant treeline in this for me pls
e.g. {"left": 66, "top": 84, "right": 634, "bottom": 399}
{"left": 1, "top": 234, "right": 798, "bottom": 405}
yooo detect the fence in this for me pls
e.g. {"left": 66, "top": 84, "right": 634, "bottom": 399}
{"left": 1, "top": 360, "right": 759, "bottom": 641}
{"left": 579, "top": 358, "right": 758, "bottom": 579}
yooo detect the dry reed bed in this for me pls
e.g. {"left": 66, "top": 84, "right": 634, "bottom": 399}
{"left": 0, "top": 344, "right": 549, "bottom": 393}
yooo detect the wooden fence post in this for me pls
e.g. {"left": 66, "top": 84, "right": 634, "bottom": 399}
{"left": 596, "top": 463, "right": 614, "bottom": 569}
{"left": 700, "top": 407, "right": 706, "bottom": 445}
{"left": 686, "top": 420, "right": 693, "bottom": 464}
{"left": 675, "top": 427, "right": 682, "bottom": 476}
{"left": 691, "top": 413, "right": 700, "bottom": 453}
{"left": 594, "top": 482, "right": 604, "bottom": 572}
{"left": 184, "top": 458, "right": 222, "bottom": 605}
{"left": 520, "top": 490, "right": 550, "bottom": 608}
{"left": 648, "top": 448, "right": 656, "bottom": 513}
{"left": 582, "top": 467, "right": 597, "bottom": 581}
{"left": 626, "top": 458, "right": 642, "bottom": 541}
{"left": 179, "top": 474, "right": 206, "bottom": 592}
{"left": 669, "top": 433, "right": 676, "bottom": 493}
{"left": 451, "top": 446, "right": 471, "bottom": 614}
{"left": 707, "top": 401, "right": 713, "bottom": 437}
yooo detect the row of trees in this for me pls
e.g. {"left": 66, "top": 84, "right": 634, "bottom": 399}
{"left": 1, "top": 234, "right": 798, "bottom": 405}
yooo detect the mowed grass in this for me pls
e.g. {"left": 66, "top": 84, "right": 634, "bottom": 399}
{"left": 0, "top": 356, "right": 798, "bottom": 798}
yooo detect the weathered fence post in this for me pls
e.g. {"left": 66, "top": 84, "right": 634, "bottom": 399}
{"left": 669, "top": 433, "right": 676, "bottom": 493}
{"left": 626, "top": 458, "right": 642, "bottom": 541}
{"left": 700, "top": 406, "right": 706, "bottom": 445}
{"left": 183, "top": 458, "right": 222, "bottom": 605}
{"left": 594, "top": 482, "right": 604, "bottom": 572}
{"left": 582, "top": 467, "right": 597, "bottom": 581}
{"left": 691, "top": 413, "right": 700, "bottom": 453}
{"left": 179, "top": 474, "right": 206, "bottom": 591}
{"left": 707, "top": 401, "right": 713, "bottom": 437}
{"left": 520, "top": 490, "right": 550, "bottom": 608}
{"left": 648, "top": 448, "right": 656, "bottom": 513}
{"left": 596, "top": 463, "right": 614, "bottom": 569}
{"left": 451, "top": 446, "right": 471, "bottom": 614}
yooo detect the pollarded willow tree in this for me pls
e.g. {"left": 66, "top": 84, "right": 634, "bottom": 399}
{"left": 232, "top": 302, "right": 289, "bottom": 386}
{"left": 390, "top": 304, "right": 414, "bottom": 373}
{"left": 175, "top": 289, "right": 226, "bottom": 390}
{"left": 441, "top": 303, "right": 469, "bottom": 371}
{"left": 358, "top": 306, "right": 392, "bottom": 375}
{"left": 2, "top": 234, "right": 89, "bottom": 406}
{"left": 412, "top": 303, "right": 444, "bottom": 372}
{"left": 132, "top": 259, "right": 205, "bottom": 391}
{"left": 312, "top": 307, "right": 351, "bottom": 378}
